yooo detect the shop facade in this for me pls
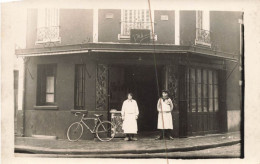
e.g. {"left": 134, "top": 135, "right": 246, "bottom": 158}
{"left": 16, "top": 8, "right": 242, "bottom": 139}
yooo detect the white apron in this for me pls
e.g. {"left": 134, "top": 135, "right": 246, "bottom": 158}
{"left": 121, "top": 100, "right": 139, "bottom": 134}
{"left": 157, "top": 98, "right": 173, "bottom": 129}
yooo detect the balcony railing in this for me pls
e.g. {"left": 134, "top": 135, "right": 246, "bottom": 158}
{"left": 119, "top": 21, "right": 157, "bottom": 41}
{"left": 36, "top": 26, "right": 60, "bottom": 44}
{"left": 121, "top": 21, "right": 153, "bottom": 36}
{"left": 195, "top": 28, "right": 211, "bottom": 47}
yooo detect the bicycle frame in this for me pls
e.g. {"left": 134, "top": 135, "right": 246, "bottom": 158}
{"left": 78, "top": 113, "right": 102, "bottom": 134}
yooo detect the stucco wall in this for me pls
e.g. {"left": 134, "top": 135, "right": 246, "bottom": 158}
{"left": 210, "top": 11, "right": 242, "bottom": 54}
{"left": 26, "top": 9, "right": 93, "bottom": 48}
{"left": 98, "top": 9, "right": 121, "bottom": 42}
{"left": 23, "top": 54, "right": 100, "bottom": 139}
{"left": 154, "top": 10, "right": 175, "bottom": 44}
{"left": 179, "top": 11, "right": 196, "bottom": 46}
{"left": 227, "top": 110, "right": 241, "bottom": 131}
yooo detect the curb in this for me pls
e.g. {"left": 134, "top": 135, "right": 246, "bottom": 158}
{"left": 15, "top": 139, "right": 240, "bottom": 155}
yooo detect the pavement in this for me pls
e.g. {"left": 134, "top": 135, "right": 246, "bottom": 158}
{"left": 15, "top": 131, "right": 241, "bottom": 158}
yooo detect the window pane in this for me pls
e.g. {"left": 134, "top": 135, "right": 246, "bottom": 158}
{"left": 191, "top": 84, "right": 196, "bottom": 98}
{"left": 208, "top": 70, "right": 213, "bottom": 84}
{"left": 209, "top": 84, "right": 213, "bottom": 98}
{"left": 78, "top": 93, "right": 82, "bottom": 106}
{"left": 213, "top": 71, "right": 218, "bottom": 84}
{"left": 186, "top": 75, "right": 190, "bottom": 99}
{"left": 78, "top": 78, "right": 82, "bottom": 92}
{"left": 46, "top": 66, "right": 54, "bottom": 75}
{"left": 214, "top": 85, "right": 218, "bottom": 98}
{"left": 198, "top": 98, "right": 202, "bottom": 112}
{"left": 203, "top": 99, "right": 208, "bottom": 111}
{"left": 122, "top": 9, "right": 152, "bottom": 36}
{"left": 203, "top": 84, "right": 207, "bottom": 98}
{"left": 197, "top": 69, "right": 201, "bottom": 83}
{"left": 198, "top": 83, "right": 202, "bottom": 98}
{"left": 186, "top": 68, "right": 189, "bottom": 83}
{"left": 187, "top": 99, "right": 190, "bottom": 112}
{"left": 191, "top": 99, "right": 196, "bottom": 112}
{"left": 209, "top": 98, "right": 213, "bottom": 112}
{"left": 75, "top": 65, "right": 86, "bottom": 109}
{"left": 215, "top": 99, "right": 219, "bottom": 111}
{"left": 46, "top": 76, "right": 54, "bottom": 93}
{"left": 203, "top": 69, "right": 207, "bottom": 84}
{"left": 46, "top": 94, "right": 54, "bottom": 103}
{"left": 37, "top": 64, "right": 56, "bottom": 105}
{"left": 190, "top": 68, "right": 195, "bottom": 83}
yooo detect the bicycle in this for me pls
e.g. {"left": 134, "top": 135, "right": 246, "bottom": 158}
{"left": 67, "top": 111, "right": 116, "bottom": 142}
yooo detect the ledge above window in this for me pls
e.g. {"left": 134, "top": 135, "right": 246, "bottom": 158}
{"left": 34, "top": 106, "right": 59, "bottom": 110}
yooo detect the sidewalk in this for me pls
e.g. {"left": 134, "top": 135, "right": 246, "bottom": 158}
{"left": 15, "top": 132, "right": 241, "bottom": 156}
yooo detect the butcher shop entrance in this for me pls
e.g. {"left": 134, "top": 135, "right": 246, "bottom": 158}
{"left": 109, "top": 65, "right": 163, "bottom": 132}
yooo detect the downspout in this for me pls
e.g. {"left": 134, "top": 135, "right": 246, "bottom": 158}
{"left": 21, "top": 57, "right": 28, "bottom": 137}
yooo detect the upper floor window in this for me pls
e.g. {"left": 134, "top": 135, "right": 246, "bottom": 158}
{"left": 195, "top": 11, "right": 211, "bottom": 47}
{"left": 36, "top": 8, "right": 60, "bottom": 44}
{"left": 119, "top": 9, "right": 155, "bottom": 40}
{"left": 37, "top": 64, "right": 57, "bottom": 105}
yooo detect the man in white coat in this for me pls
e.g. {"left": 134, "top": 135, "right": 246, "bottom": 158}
{"left": 156, "top": 90, "right": 174, "bottom": 140}
{"left": 121, "top": 93, "right": 139, "bottom": 141}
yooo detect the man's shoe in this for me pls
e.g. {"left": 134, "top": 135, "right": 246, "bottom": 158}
{"left": 168, "top": 136, "right": 174, "bottom": 140}
{"left": 155, "top": 136, "right": 163, "bottom": 140}
{"left": 124, "top": 137, "right": 130, "bottom": 141}
{"left": 131, "top": 137, "right": 138, "bottom": 141}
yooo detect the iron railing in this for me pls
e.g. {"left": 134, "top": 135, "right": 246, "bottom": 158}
{"left": 36, "top": 26, "right": 60, "bottom": 43}
{"left": 121, "top": 21, "right": 153, "bottom": 36}
{"left": 195, "top": 28, "right": 211, "bottom": 47}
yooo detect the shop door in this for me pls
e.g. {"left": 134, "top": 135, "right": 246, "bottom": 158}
{"left": 108, "top": 65, "right": 162, "bottom": 132}
{"left": 125, "top": 66, "right": 160, "bottom": 132}
{"left": 108, "top": 66, "right": 126, "bottom": 110}
{"left": 186, "top": 67, "right": 220, "bottom": 135}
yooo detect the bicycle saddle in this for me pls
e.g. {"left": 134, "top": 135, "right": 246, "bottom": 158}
{"left": 94, "top": 114, "right": 103, "bottom": 117}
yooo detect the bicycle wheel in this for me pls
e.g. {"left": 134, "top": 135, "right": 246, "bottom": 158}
{"left": 96, "top": 121, "right": 116, "bottom": 142}
{"left": 67, "top": 122, "right": 83, "bottom": 141}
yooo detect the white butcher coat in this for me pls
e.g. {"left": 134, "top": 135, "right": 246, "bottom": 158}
{"left": 157, "top": 98, "right": 174, "bottom": 129}
{"left": 121, "top": 99, "right": 139, "bottom": 134}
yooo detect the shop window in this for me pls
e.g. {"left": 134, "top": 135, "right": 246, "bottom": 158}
{"left": 37, "top": 64, "right": 57, "bottom": 105}
{"left": 119, "top": 9, "right": 156, "bottom": 40}
{"left": 195, "top": 10, "right": 211, "bottom": 47}
{"left": 74, "top": 65, "right": 86, "bottom": 110}
{"left": 187, "top": 67, "right": 219, "bottom": 112}
{"left": 36, "top": 8, "right": 60, "bottom": 44}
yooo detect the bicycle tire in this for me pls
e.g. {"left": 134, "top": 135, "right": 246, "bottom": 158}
{"left": 96, "top": 121, "right": 116, "bottom": 142}
{"left": 67, "top": 122, "right": 83, "bottom": 142}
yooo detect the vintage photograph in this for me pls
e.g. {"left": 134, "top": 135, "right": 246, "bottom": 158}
{"left": 2, "top": 0, "right": 246, "bottom": 160}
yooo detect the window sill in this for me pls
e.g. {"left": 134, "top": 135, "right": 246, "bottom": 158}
{"left": 34, "top": 106, "right": 59, "bottom": 110}
{"left": 35, "top": 38, "right": 61, "bottom": 45}
{"left": 195, "top": 40, "right": 211, "bottom": 48}
{"left": 118, "top": 34, "right": 157, "bottom": 41}
{"left": 70, "top": 109, "right": 88, "bottom": 114}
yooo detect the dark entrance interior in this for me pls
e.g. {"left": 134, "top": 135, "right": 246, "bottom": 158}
{"left": 109, "top": 65, "right": 162, "bottom": 132}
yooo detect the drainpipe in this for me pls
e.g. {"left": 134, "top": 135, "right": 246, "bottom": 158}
{"left": 20, "top": 57, "right": 28, "bottom": 137}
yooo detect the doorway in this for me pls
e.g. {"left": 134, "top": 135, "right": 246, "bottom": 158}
{"left": 109, "top": 65, "right": 162, "bottom": 132}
